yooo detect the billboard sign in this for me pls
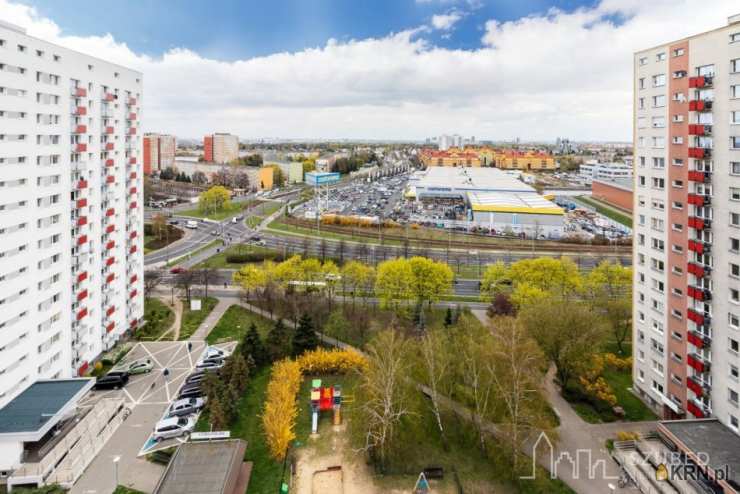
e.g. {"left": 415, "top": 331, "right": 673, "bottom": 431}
{"left": 305, "top": 172, "right": 340, "bottom": 187}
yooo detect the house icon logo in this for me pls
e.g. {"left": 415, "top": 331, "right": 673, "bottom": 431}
{"left": 655, "top": 464, "right": 668, "bottom": 481}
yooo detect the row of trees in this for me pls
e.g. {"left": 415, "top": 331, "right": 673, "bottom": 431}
{"left": 230, "top": 154, "right": 263, "bottom": 167}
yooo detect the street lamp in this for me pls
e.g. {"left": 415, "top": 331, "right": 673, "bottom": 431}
{"left": 113, "top": 455, "right": 121, "bottom": 487}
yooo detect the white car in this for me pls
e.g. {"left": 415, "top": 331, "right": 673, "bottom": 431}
{"left": 185, "top": 220, "right": 198, "bottom": 229}
{"left": 152, "top": 416, "right": 196, "bottom": 441}
{"left": 195, "top": 360, "right": 224, "bottom": 371}
{"left": 203, "top": 346, "right": 227, "bottom": 360}
{"left": 167, "top": 397, "right": 205, "bottom": 417}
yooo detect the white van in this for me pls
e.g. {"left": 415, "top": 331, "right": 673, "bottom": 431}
{"left": 185, "top": 220, "right": 198, "bottom": 229}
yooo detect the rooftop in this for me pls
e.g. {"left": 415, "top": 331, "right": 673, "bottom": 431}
{"left": 410, "top": 166, "right": 536, "bottom": 194}
{"left": 467, "top": 191, "right": 564, "bottom": 215}
{"left": 0, "top": 379, "right": 93, "bottom": 437}
{"left": 592, "top": 177, "right": 633, "bottom": 192}
{"left": 154, "top": 439, "right": 247, "bottom": 494}
{"left": 659, "top": 419, "right": 740, "bottom": 486}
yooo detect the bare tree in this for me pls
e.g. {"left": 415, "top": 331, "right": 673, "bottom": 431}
{"left": 143, "top": 269, "right": 163, "bottom": 298}
{"left": 319, "top": 238, "right": 328, "bottom": 262}
{"left": 191, "top": 171, "right": 208, "bottom": 185}
{"left": 461, "top": 330, "right": 495, "bottom": 453}
{"left": 301, "top": 236, "right": 311, "bottom": 258}
{"left": 198, "top": 266, "right": 218, "bottom": 297}
{"left": 419, "top": 330, "right": 452, "bottom": 449}
{"left": 174, "top": 270, "right": 196, "bottom": 304}
{"left": 337, "top": 239, "right": 346, "bottom": 264}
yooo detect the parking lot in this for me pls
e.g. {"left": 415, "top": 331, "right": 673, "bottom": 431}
{"left": 71, "top": 339, "right": 236, "bottom": 494}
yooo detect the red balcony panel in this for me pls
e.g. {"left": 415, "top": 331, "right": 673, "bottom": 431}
{"left": 76, "top": 308, "right": 88, "bottom": 320}
{"left": 106, "top": 273, "right": 115, "bottom": 283}
{"left": 128, "top": 97, "right": 136, "bottom": 106}
{"left": 106, "top": 240, "right": 115, "bottom": 250}
{"left": 130, "top": 319, "right": 138, "bottom": 329}
{"left": 129, "top": 201, "right": 137, "bottom": 210}
{"left": 687, "top": 331, "right": 707, "bottom": 349}
{"left": 688, "top": 76, "right": 712, "bottom": 88}
{"left": 687, "top": 262, "right": 709, "bottom": 278}
{"left": 105, "top": 143, "right": 114, "bottom": 151}
{"left": 687, "top": 239, "right": 710, "bottom": 255}
{"left": 130, "top": 274, "right": 138, "bottom": 284}
{"left": 129, "top": 187, "right": 137, "bottom": 195}
{"left": 105, "top": 126, "right": 114, "bottom": 134}
{"left": 74, "top": 106, "right": 87, "bottom": 116}
{"left": 77, "top": 179, "right": 88, "bottom": 190}
{"left": 130, "top": 289, "right": 138, "bottom": 298}
{"left": 688, "top": 100, "right": 713, "bottom": 112}
{"left": 688, "top": 354, "right": 709, "bottom": 373}
{"left": 76, "top": 198, "right": 87, "bottom": 208}
{"left": 77, "top": 289, "right": 88, "bottom": 302}
{"left": 103, "top": 92, "right": 115, "bottom": 102}
{"left": 687, "top": 193, "right": 709, "bottom": 207}
{"left": 77, "top": 271, "right": 88, "bottom": 283}
{"left": 687, "top": 147, "right": 710, "bottom": 159}
{"left": 77, "top": 361, "right": 89, "bottom": 376}
{"left": 75, "top": 143, "right": 87, "bottom": 153}
{"left": 688, "top": 285, "right": 711, "bottom": 302}
{"left": 130, "top": 245, "right": 138, "bottom": 254}
{"left": 106, "top": 224, "right": 115, "bottom": 233}
{"left": 106, "top": 175, "right": 115, "bottom": 184}
{"left": 129, "top": 157, "right": 137, "bottom": 165}
{"left": 73, "top": 87, "right": 87, "bottom": 97}
{"left": 687, "top": 217, "right": 710, "bottom": 231}
{"left": 687, "top": 309, "right": 706, "bottom": 326}
{"left": 129, "top": 231, "right": 138, "bottom": 240}
{"left": 130, "top": 172, "right": 137, "bottom": 180}
{"left": 106, "top": 322, "right": 115, "bottom": 333}
{"left": 106, "top": 257, "right": 115, "bottom": 266}
{"left": 77, "top": 216, "right": 87, "bottom": 227}
{"left": 105, "top": 158, "right": 114, "bottom": 167}
{"left": 687, "top": 400, "right": 706, "bottom": 419}
{"left": 128, "top": 127, "right": 137, "bottom": 135}
{"left": 106, "top": 306, "right": 115, "bottom": 316}
{"left": 74, "top": 124, "right": 87, "bottom": 134}
{"left": 106, "top": 208, "right": 115, "bottom": 217}
{"left": 688, "top": 170, "right": 709, "bottom": 183}
{"left": 688, "top": 124, "right": 711, "bottom": 136}
{"left": 128, "top": 113, "right": 137, "bottom": 120}
{"left": 687, "top": 376, "right": 703, "bottom": 397}
{"left": 77, "top": 234, "right": 88, "bottom": 246}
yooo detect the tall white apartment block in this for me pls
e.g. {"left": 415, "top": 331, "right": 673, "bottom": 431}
{"left": 204, "top": 132, "right": 238, "bottom": 164}
{"left": 0, "top": 22, "right": 144, "bottom": 407}
{"left": 632, "top": 14, "right": 740, "bottom": 434}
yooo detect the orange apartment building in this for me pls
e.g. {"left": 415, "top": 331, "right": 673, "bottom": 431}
{"left": 419, "top": 148, "right": 482, "bottom": 167}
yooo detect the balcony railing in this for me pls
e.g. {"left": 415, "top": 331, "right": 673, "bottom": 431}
{"left": 105, "top": 158, "right": 114, "bottom": 167}
{"left": 105, "top": 143, "right": 114, "bottom": 151}
{"left": 689, "top": 99, "right": 713, "bottom": 112}
{"left": 687, "top": 261, "right": 710, "bottom": 278}
{"left": 687, "top": 217, "right": 710, "bottom": 231}
{"left": 103, "top": 92, "right": 115, "bottom": 102}
{"left": 687, "top": 308, "right": 710, "bottom": 327}
{"left": 687, "top": 399, "right": 709, "bottom": 419}
{"left": 687, "top": 193, "right": 711, "bottom": 206}
{"left": 689, "top": 76, "right": 713, "bottom": 88}
{"left": 73, "top": 124, "right": 87, "bottom": 134}
{"left": 688, "top": 330, "right": 711, "bottom": 350}
{"left": 688, "top": 353, "right": 710, "bottom": 373}
{"left": 73, "top": 106, "right": 87, "bottom": 116}
{"left": 129, "top": 157, "right": 137, "bottom": 164}
{"left": 688, "top": 124, "right": 712, "bottom": 136}
{"left": 77, "top": 216, "right": 88, "bottom": 227}
{"left": 687, "top": 375, "right": 704, "bottom": 397}
{"left": 687, "top": 285, "right": 712, "bottom": 301}
{"left": 75, "top": 143, "right": 87, "bottom": 153}
{"left": 106, "top": 322, "right": 115, "bottom": 333}
{"left": 687, "top": 170, "right": 710, "bottom": 183}
{"left": 72, "top": 87, "right": 87, "bottom": 97}
{"left": 105, "top": 126, "right": 114, "bottom": 134}
{"left": 687, "top": 239, "right": 711, "bottom": 254}
{"left": 688, "top": 147, "right": 711, "bottom": 159}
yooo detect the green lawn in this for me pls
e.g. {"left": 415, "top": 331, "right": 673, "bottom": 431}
{"left": 206, "top": 304, "right": 274, "bottom": 345}
{"left": 178, "top": 296, "right": 218, "bottom": 340}
{"left": 112, "top": 487, "right": 146, "bottom": 494}
{"left": 135, "top": 298, "right": 174, "bottom": 341}
{"left": 576, "top": 196, "right": 633, "bottom": 228}
{"left": 195, "top": 368, "right": 283, "bottom": 494}
{"left": 195, "top": 244, "right": 278, "bottom": 269}
{"left": 180, "top": 202, "right": 247, "bottom": 221}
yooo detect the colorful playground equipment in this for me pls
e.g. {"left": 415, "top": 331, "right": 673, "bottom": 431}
{"left": 310, "top": 379, "right": 342, "bottom": 434}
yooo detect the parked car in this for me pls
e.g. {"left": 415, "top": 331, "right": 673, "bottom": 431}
{"left": 117, "top": 359, "right": 153, "bottom": 375}
{"left": 203, "top": 346, "right": 226, "bottom": 360}
{"left": 93, "top": 371, "right": 129, "bottom": 390}
{"left": 170, "top": 267, "right": 185, "bottom": 274}
{"left": 167, "top": 397, "right": 205, "bottom": 417}
{"left": 195, "top": 360, "right": 224, "bottom": 371}
{"left": 168, "top": 220, "right": 179, "bottom": 225}
{"left": 178, "top": 385, "right": 205, "bottom": 400}
{"left": 152, "top": 416, "right": 197, "bottom": 441}
{"left": 198, "top": 356, "right": 225, "bottom": 366}
{"left": 185, "top": 372, "right": 208, "bottom": 386}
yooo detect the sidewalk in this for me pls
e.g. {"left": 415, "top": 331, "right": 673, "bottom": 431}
{"left": 190, "top": 297, "right": 232, "bottom": 340}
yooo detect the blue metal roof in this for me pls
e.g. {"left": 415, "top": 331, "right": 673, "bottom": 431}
{"left": 0, "top": 379, "right": 92, "bottom": 434}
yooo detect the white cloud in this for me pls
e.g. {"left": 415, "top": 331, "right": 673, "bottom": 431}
{"left": 431, "top": 12, "right": 463, "bottom": 30}
{"left": 2, "top": 0, "right": 739, "bottom": 141}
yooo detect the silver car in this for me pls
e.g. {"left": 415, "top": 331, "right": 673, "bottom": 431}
{"left": 167, "top": 397, "right": 205, "bottom": 417}
{"left": 152, "top": 416, "right": 196, "bottom": 441}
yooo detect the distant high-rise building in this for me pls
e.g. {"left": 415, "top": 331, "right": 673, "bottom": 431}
{"left": 633, "top": 13, "right": 740, "bottom": 434}
{"left": 437, "top": 134, "right": 474, "bottom": 150}
{"left": 0, "top": 21, "right": 144, "bottom": 407}
{"left": 143, "top": 133, "right": 176, "bottom": 174}
{"left": 204, "top": 133, "right": 239, "bottom": 164}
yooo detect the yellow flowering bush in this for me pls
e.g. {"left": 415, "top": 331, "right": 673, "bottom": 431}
{"left": 297, "top": 348, "right": 368, "bottom": 374}
{"left": 262, "top": 359, "right": 302, "bottom": 460}
{"left": 579, "top": 354, "right": 617, "bottom": 407}
{"left": 604, "top": 352, "right": 632, "bottom": 371}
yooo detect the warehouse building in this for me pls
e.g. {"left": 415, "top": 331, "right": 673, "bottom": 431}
{"left": 407, "top": 167, "right": 565, "bottom": 237}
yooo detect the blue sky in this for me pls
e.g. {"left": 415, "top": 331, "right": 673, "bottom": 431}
{"left": 28, "top": 0, "right": 599, "bottom": 60}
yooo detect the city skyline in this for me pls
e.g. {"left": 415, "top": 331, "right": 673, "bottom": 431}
{"left": 2, "top": 0, "right": 739, "bottom": 142}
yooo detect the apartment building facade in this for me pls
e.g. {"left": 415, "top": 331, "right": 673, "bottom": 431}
{"left": 143, "top": 133, "right": 175, "bottom": 174}
{"left": 203, "top": 132, "right": 238, "bottom": 164}
{"left": 0, "top": 21, "right": 144, "bottom": 407}
{"left": 633, "top": 14, "right": 740, "bottom": 435}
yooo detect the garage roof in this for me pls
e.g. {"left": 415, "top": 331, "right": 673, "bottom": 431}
{"left": 0, "top": 379, "right": 94, "bottom": 437}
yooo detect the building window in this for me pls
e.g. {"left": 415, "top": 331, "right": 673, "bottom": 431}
{"left": 638, "top": 97, "right": 645, "bottom": 109}
{"left": 733, "top": 237, "right": 740, "bottom": 253}
{"left": 731, "top": 313, "right": 740, "bottom": 329}
{"left": 672, "top": 70, "right": 686, "bottom": 78}
{"left": 639, "top": 56, "right": 648, "bottom": 65}
{"left": 734, "top": 85, "right": 740, "bottom": 99}
{"left": 731, "top": 338, "right": 740, "bottom": 354}
{"left": 672, "top": 136, "right": 683, "bottom": 145}
{"left": 733, "top": 59, "right": 740, "bottom": 74}
{"left": 653, "top": 116, "right": 666, "bottom": 128}
{"left": 652, "top": 137, "right": 665, "bottom": 148}
{"left": 732, "top": 364, "right": 740, "bottom": 381}
{"left": 731, "top": 263, "right": 740, "bottom": 278}
{"left": 639, "top": 78, "right": 646, "bottom": 89}
{"left": 730, "top": 388, "right": 739, "bottom": 406}
{"left": 653, "top": 74, "right": 666, "bottom": 87}
{"left": 733, "top": 212, "right": 740, "bottom": 227}
{"left": 732, "top": 137, "right": 740, "bottom": 149}
{"left": 733, "top": 112, "right": 740, "bottom": 125}
{"left": 673, "top": 48, "right": 685, "bottom": 57}
{"left": 673, "top": 158, "right": 684, "bottom": 166}
{"left": 653, "top": 95, "right": 666, "bottom": 107}
{"left": 732, "top": 33, "right": 740, "bottom": 43}
{"left": 656, "top": 53, "right": 666, "bottom": 62}
{"left": 732, "top": 162, "right": 740, "bottom": 175}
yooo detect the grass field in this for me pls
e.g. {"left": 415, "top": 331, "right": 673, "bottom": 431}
{"left": 178, "top": 296, "right": 218, "bottom": 340}
{"left": 206, "top": 304, "right": 274, "bottom": 344}
{"left": 135, "top": 298, "right": 174, "bottom": 341}
{"left": 195, "top": 244, "right": 276, "bottom": 269}
{"left": 576, "top": 196, "right": 633, "bottom": 228}
{"left": 180, "top": 202, "right": 247, "bottom": 221}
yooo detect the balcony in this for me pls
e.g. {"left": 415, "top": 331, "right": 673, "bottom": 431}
{"left": 106, "top": 322, "right": 115, "bottom": 333}
{"left": 105, "top": 158, "right": 114, "bottom": 167}
{"left": 130, "top": 245, "right": 138, "bottom": 254}
{"left": 106, "top": 175, "right": 115, "bottom": 184}
{"left": 77, "top": 289, "right": 88, "bottom": 302}
{"left": 688, "top": 330, "right": 711, "bottom": 349}
{"left": 687, "top": 239, "right": 711, "bottom": 254}
{"left": 73, "top": 124, "right": 87, "bottom": 134}
{"left": 687, "top": 193, "right": 710, "bottom": 206}
{"left": 105, "top": 143, "right": 114, "bottom": 151}
{"left": 128, "top": 113, "right": 137, "bottom": 121}
{"left": 106, "top": 240, "right": 115, "bottom": 250}
{"left": 689, "top": 76, "right": 713, "bottom": 88}
{"left": 76, "top": 198, "right": 88, "bottom": 209}
{"left": 106, "top": 306, "right": 115, "bottom": 316}
{"left": 688, "top": 170, "right": 710, "bottom": 183}
{"left": 76, "top": 307, "right": 88, "bottom": 321}
{"left": 688, "top": 353, "right": 710, "bottom": 373}
{"left": 687, "top": 285, "right": 712, "bottom": 301}
{"left": 130, "top": 172, "right": 137, "bottom": 180}
{"left": 687, "top": 399, "right": 709, "bottom": 419}
{"left": 129, "top": 157, "right": 137, "bottom": 165}
{"left": 77, "top": 216, "right": 88, "bottom": 227}
{"left": 688, "top": 99, "right": 713, "bottom": 112}
{"left": 687, "top": 376, "right": 704, "bottom": 397}
{"left": 129, "top": 187, "right": 137, "bottom": 195}
{"left": 77, "top": 234, "right": 88, "bottom": 246}
{"left": 687, "top": 261, "right": 710, "bottom": 278}
{"left": 688, "top": 147, "right": 711, "bottom": 159}
{"left": 130, "top": 231, "right": 138, "bottom": 240}
{"left": 77, "top": 271, "right": 88, "bottom": 283}
{"left": 128, "top": 127, "right": 137, "bottom": 135}
{"left": 106, "top": 257, "right": 115, "bottom": 266}
{"left": 105, "top": 207, "right": 115, "bottom": 217}
{"left": 688, "top": 124, "right": 712, "bottom": 136}
{"left": 687, "top": 308, "right": 708, "bottom": 326}
{"left": 128, "top": 97, "right": 137, "bottom": 106}
{"left": 77, "top": 179, "right": 88, "bottom": 190}
{"left": 106, "top": 224, "right": 115, "bottom": 234}
{"left": 687, "top": 217, "right": 710, "bottom": 231}
{"left": 103, "top": 92, "right": 115, "bottom": 102}
{"left": 72, "top": 87, "right": 87, "bottom": 97}
{"left": 75, "top": 143, "right": 87, "bottom": 153}
{"left": 105, "top": 126, "right": 114, "bottom": 134}
{"left": 106, "top": 273, "right": 115, "bottom": 284}
{"left": 129, "top": 201, "right": 138, "bottom": 210}
{"left": 130, "top": 289, "right": 138, "bottom": 298}
{"left": 73, "top": 106, "right": 87, "bottom": 116}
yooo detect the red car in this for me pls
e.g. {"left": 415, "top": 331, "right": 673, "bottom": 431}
{"left": 170, "top": 267, "right": 186, "bottom": 274}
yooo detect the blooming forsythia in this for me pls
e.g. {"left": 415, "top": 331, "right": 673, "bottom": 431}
{"left": 262, "top": 349, "right": 367, "bottom": 460}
